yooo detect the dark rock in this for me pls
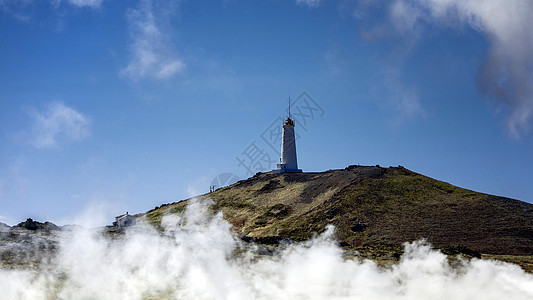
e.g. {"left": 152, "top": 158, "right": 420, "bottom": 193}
{"left": 350, "top": 222, "right": 367, "bottom": 232}
{"left": 440, "top": 246, "right": 482, "bottom": 259}
{"left": 266, "top": 204, "right": 292, "bottom": 218}
{"left": 338, "top": 241, "right": 351, "bottom": 247}
{"left": 325, "top": 208, "right": 341, "bottom": 220}
{"left": 22, "top": 218, "right": 38, "bottom": 230}
{"left": 15, "top": 218, "right": 59, "bottom": 231}
{"left": 344, "top": 164, "right": 362, "bottom": 170}
{"left": 257, "top": 180, "right": 283, "bottom": 193}
{"left": 392, "top": 252, "right": 402, "bottom": 259}
{"left": 241, "top": 235, "right": 296, "bottom": 245}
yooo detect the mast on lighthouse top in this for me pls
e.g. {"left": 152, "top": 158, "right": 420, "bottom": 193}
{"left": 285, "top": 97, "right": 295, "bottom": 126}
{"left": 288, "top": 96, "right": 291, "bottom": 118}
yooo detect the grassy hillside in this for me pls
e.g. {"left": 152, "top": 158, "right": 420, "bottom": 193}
{"left": 143, "top": 165, "right": 533, "bottom": 269}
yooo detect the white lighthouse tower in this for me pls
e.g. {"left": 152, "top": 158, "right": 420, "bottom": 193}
{"left": 273, "top": 99, "right": 302, "bottom": 174}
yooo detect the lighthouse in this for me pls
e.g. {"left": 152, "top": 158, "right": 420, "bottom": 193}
{"left": 273, "top": 99, "right": 302, "bottom": 174}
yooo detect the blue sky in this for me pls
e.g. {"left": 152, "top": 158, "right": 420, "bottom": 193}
{"left": 1, "top": 0, "right": 533, "bottom": 225}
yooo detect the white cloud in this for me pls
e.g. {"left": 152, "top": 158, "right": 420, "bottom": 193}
{"left": 121, "top": 0, "right": 185, "bottom": 80}
{"left": 389, "top": 0, "right": 424, "bottom": 33}
{"left": 370, "top": 61, "right": 426, "bottom": 125}
{"left": 28, "top": 102, "right": 91, "bottom": 149}
{"left": 1, "top": 0, "right": 103, "bottom": 19}
{"left": 66, "top": 0, "right": 103, "bottom": 8}
{"left": 324, "top": 48, "right": 343, "bottom": 76}
{"left": 296, "top": 0, "right": 321, "bottom": 8}
{"left": 157, "top": 60, "right": 184, "bottom": 78}
{"left": 388, "top": 0, "right": 533, "bottom": 138}
{"left": 52, "top": 0, "right": 103, "bottom": 9}
{"left": 0, "top": 0, "right": 34, "bottom": 21}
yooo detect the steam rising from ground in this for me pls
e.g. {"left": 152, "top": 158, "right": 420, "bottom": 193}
{"left": 1, "top": 199, "right": 532, "bottom": 299}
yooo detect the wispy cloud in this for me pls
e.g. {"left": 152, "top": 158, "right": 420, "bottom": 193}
{"left": 0, "top": 0, "right": 34, "bottom": 21}
{"left": 291, "top": 1, "right": 422, "bottom": 123}
{"left": 28, "top": 102, "right": 91, "bottom": 149}
{"left": 369, "top": 59, "right": 426, "bottom": 126}
{"left": 385, "top": 69, "right": 425, "bottom": 122}
{"left": 0, "top": 0, "right": 103, "bottom": 21}
{"left": 386, "top": 0, "right": 533, "bottom": 138}
{"left": 358, "top": 11, "right": 427, "bottom": 123}
{"left": 65, "top": 0, "right": 103, "bottom": 8}
{"left": 53, "top": 0, "right": 104, "bottom": 9}
{"left": 296, "top": 0, "right": 321, "bottom": 8}
{"left": 324, "top": 47, "right": 344, "bottom": 77}
{"left": 121, "top": 0, "right": 185, "bottom": 81}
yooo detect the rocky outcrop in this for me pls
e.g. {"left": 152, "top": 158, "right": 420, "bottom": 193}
{"left": 15, "top": 218, "right": 60, "bottom": 231}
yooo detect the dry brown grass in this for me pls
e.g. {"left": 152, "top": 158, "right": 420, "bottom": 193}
{"left": 143, "top": 165, "right": 533, "bottom": 262}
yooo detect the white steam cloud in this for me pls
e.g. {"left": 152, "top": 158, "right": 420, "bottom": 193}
{"left": 28, "top": 101, "right": 90, "bottom": 149}
{"left": 388, "top": 0, "right": 533, "bottom": 138}
{"left": 1, "top": 199, "right": 532, "bottom": 299}
{"left": 121, "top": 0, "right": 185, "bottom": 81}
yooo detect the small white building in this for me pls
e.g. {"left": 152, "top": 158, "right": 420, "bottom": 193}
{"left": 114, "top": 212, "right": 136, "bottom": 227}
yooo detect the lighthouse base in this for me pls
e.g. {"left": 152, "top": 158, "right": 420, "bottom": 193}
{"left": 272, "top": 163, "right": 302, "bottom": 174}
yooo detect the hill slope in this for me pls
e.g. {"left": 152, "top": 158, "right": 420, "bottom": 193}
{"left": 145, "top": 165, "right": 533, "bottom": 257}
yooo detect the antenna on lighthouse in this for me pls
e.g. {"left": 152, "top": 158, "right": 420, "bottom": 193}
{"left": 288, "top": 96, "right": 291, "bottom": 119}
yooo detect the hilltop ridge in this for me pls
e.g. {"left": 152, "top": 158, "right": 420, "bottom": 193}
{"left": 145, "top": 165, "right": 533, "bottom": 259}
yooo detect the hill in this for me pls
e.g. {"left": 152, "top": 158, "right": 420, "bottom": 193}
{"left": 144, "top": 165, "right": 533, "bottom": 269}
